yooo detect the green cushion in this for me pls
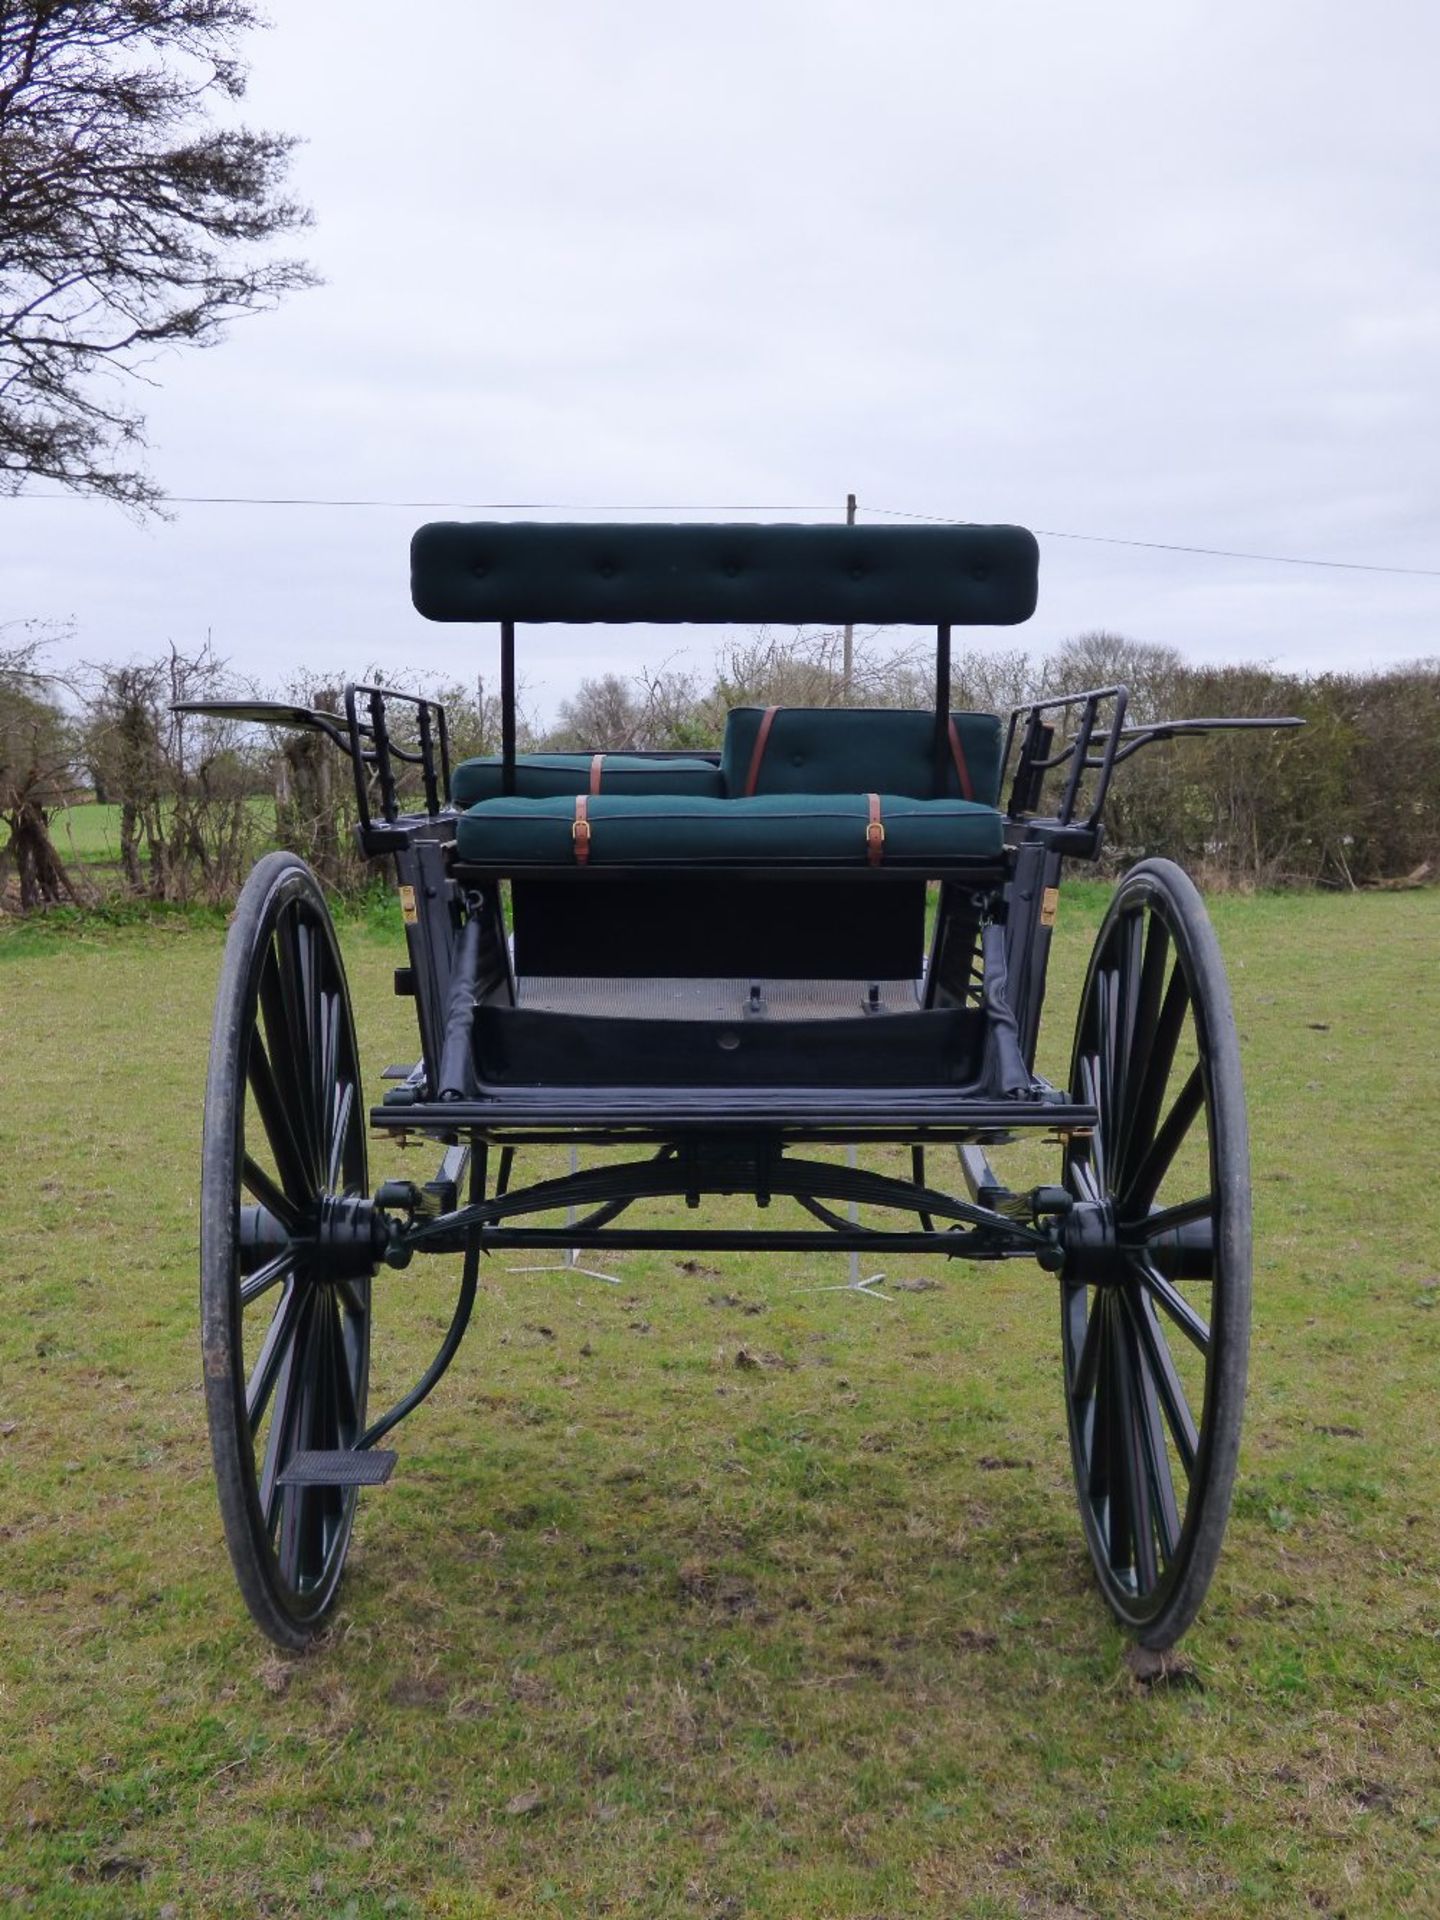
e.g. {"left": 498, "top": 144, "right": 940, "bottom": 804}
{"left": 721, "top": 708, "right": 1004, "bottom": 805}
{"left": 451, "top": 752, "right": 723, "bottom": 808}
{"left": 456, "top": 791, "right": 1004, "bottom": 867}
{"left": 412, "top": 521, "right": 1039, "bottom": 626}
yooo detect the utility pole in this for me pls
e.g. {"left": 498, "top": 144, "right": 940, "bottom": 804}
{"left": 842, "top": 492, "right": 857, "bottom": 698}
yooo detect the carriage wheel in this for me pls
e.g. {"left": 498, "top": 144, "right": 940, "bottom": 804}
{"left": 1060, "top": 858, "right": 1251, "bottom": 1647}
{"left": 201, "top": 853, "right": 379, "bottom": 1647}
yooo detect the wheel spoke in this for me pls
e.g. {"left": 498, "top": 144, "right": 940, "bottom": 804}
{"left": 259, "top": 939, "right": 323, "bottom": 1186}
{"left": 1078, "top": 1054, "right": 1108, "bottom": 1195}
{"left": 1098, "top": 1300, "right": 1136, "bottom": 1581}
{"left": 259, "top": 1289, "right": 317, "bottom": 1522}
{"left": 1105, "top": 967, "right": 1128, "bottom": 1144}
{"left": 247, "top": 1278, "right": 302, "bottom": 1435}
{"left": 1135, "top": 1194, "right": 1214, "bottom": 1240}
{"left": 263, "top": 1284, "right": 321, "bottom": 1534}
{"left": 1087, "top": 1294, "right": 1113, "bottom": 1505}
{"left": 1117, "top": 962, "right": 1189, "bottom": 1188}
{"left": 278, "top": 1296, "right": 338, "bottom": 1590}
{"left": 242, "top": 1155, "right": 302, "bottom": 1234}
{"left": 270, "top": 911, "right": 324, "bottom": 1179}
{"left": 328, "top": 1289, "right": 361, "bottom": 1442}
{"left": 1133, "top": 1254, "right": 1211, "bottom": 1353}
{"left": 247, "top": 1032, "right": 315, "bottom": 1202}
{"left": 327, "top": 1080, "right": 355, "bottom": 1195}
{"left": 299, "top": 917, "right": 332, "bottom": 1152}
{"left": 336, "top": 1274, "right": 368, "bottom": 1320}
{"left": 1126, "top": 1283, "right": 1199, "bottom": 1477}
{"left": 1113, "top": 911, "right": 1170, "bottom": 1184}
{"left": 1069, "top": 1150, "right": 1101, "bottom": 1205}
{"left": 1113, "top": 910, "right": 1145, "bottom": 1121}
{"left": 318, "top": 989, "right": 341, "bottom": 1138}
{"left": 1118, "top": 1289, "right": 1183, "bottom": 1563}
{"left": 240, "top": 1248, "right": 295, "bottom": 1309}
{"left": 1122, "top": 1065, "right": 1205, "bottom": 1214}
{"left": 1109, "top": 1302, "right": 1157, "bottom": 1591}
{"left": 1066, "top": 1285, "right": 1104, "bottom": 1408}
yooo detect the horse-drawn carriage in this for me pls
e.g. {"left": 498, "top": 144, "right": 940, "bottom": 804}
{"left": 184, "top": 520, "right": 1292, "bottom": 1651}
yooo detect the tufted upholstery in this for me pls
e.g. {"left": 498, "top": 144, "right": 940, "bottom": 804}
{"left": 451, "top": 752, "right": 723, "bottom": 808}
{"left": 412, "top": 521, "right": 1039, "bottom": 626}
{"left": 455, "top": 791, "right": 1004, "bottom": 867}
{"left": 720, "top": 708, "right": 1004, "bottom": 805}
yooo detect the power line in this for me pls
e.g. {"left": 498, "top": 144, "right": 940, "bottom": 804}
{"left": 865, "top": 504, "right": 1440, "bottom": 580}
{"left": 6, "top": 487, "right": 1439, "bottom": 579}
{"left": 4, "top": 492, "right": 835, "bottom": 513}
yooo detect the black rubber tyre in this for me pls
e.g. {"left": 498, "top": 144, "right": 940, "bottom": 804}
{"left": 201, "top": 853, "right": 374, "bottom": 1648}
{"left": 1061, "top": 858, "right": 1251, "bottom": 1648}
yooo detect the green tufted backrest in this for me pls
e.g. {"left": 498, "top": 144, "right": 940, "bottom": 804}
{"left": 411, "top": 522, "right": 1038, "bottom": 626}
{"left": 720, "top": 708, "right": 1005, "bottom": 805}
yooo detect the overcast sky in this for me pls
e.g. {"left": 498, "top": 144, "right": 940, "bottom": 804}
{"left": 6, "top": 0, "right": 1438, "bottom": 716}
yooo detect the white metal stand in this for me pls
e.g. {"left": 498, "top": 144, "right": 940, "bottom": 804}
{"left": 794, "top": 1144, "right": 892, "bottom": 1301}
{"left": 507, "top": 1144, "right": 621, "bottom": 1284}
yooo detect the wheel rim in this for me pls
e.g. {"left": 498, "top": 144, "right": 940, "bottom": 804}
{"left": 207, "top": 866, "right": 374, "bottom": 1624}
{"left": 1061, "top": 864, "right": 1249, "bottom": 1634}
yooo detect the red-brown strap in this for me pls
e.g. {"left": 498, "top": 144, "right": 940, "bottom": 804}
{"left": 946, "top": 717, "right": 974, "bottom": 802}
{"left": 743, "top": 705, "right": 781, "bottom": 796}
{"left": 589, "top": 752, "right": 604, "bottom": 795}
{"left": 866, "top": 792, "right": 884, "bottom": 866}
{"left": 572, "top": 793, "right": 591, "bottom": 865}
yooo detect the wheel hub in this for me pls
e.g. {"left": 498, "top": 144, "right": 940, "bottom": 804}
{"left": 239, "top": 1196, "right": 386, "bottom": 1282}
{"left": 313, "top": 1195, "right": 387, "bottom": 1281}
{"left": 1062, "top": 1198, "right": 1120, "bottom": 1283}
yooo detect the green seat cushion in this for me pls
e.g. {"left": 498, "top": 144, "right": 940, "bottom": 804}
{"left": 451, "top": 752, "right": 723, "bottom": 808}
{"left": 720, "top": 708, "right": 1004, "bottom": 805}
{"left": 456, "top": 791, "right": 1004, "bottom": 867}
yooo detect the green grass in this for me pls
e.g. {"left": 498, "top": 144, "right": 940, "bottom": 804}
{"left": 49, "top": 801, "right": 128, "bottom": 864}
{"left": 1, "top": 886, "right": 1437, "bottom": 1917}
{"left": 49, "top": 800, "right": 275, "bottom": 875}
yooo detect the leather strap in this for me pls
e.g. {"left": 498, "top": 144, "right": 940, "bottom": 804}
{"left": 572, "top": 793, "right": 591, "bottom": 865}
{"left": 866, "top": 792, "right": 885, "bottom": 866}
{"left": 589, "top": 752, "right": 604, "bottom": 795}
{"left": 946, "top": 717, "right": 974, "bottom": 802}
{"left": 743, "top": 705, "right": 781, "bottom": 796}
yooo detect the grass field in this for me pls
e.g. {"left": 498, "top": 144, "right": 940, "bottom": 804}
{"left": 48, "top": 802, "right": 276, "bottom": 881}
{"left": 1, "top": 886, "right": 1437, "bottom": 1918}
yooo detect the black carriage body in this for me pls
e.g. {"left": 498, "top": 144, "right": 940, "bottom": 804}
{"left": 186, "top": 517, "right": 1300, "bottom": 1650}
{"left": 362, "top": 524, "right": 1093, "bottom": 1223}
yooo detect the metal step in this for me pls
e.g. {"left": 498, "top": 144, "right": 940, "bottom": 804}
{"left": 277, "top": 1449, "right": 397, "bottom": 1488}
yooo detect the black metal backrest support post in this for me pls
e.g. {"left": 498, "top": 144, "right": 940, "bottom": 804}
{"left": 416, "top": 702, "right": 441, "bottom": 817}
{"left": 500, "top": 620, "right": 517, "bottom": 798}
{"left": 933, "top": 622, "right": 952, "bottom": 796}
{"left": 369, "top": 689, "right": 397, "bottom": 822}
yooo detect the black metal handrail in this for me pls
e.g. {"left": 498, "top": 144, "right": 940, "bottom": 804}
{"left": 343, "top": 682, "right": 452, "bottom": 828}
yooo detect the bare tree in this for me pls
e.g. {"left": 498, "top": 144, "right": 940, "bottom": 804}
{"left": 0, "top": 1, "right": 314, "bottom": 508}
{"left": 0, "top": 630, "right": 88, "bottom": 906}
{"left": 547, "top": 673, "right": 647, "bottom": 751}
{"left": 84, "top": 640, "right": 260, "bottom": 900}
